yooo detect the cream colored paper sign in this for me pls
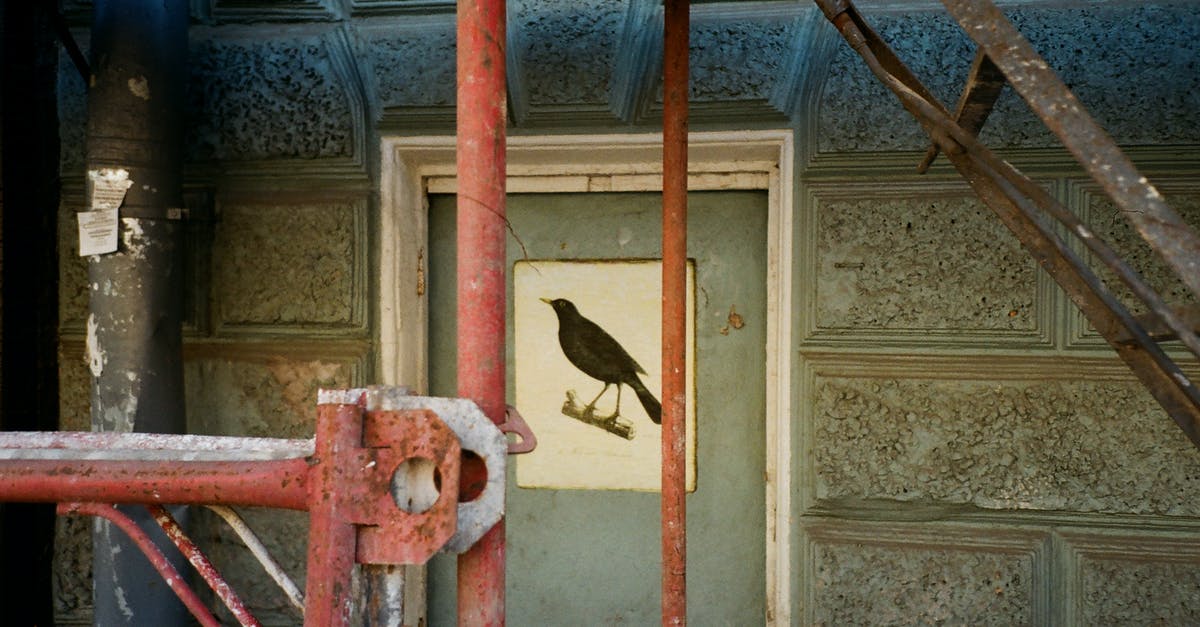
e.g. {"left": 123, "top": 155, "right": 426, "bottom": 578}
{"left": 514, "top": 259, "right": 696, "bottom": 492}
{"left": 87, "top": 168, "right": 132, "bottom": 210}
{"left": 79, "top": 168, "right": 132, "bottom": 257}
{"left": 77, "top": 208, "right": 119, "bottom": 256}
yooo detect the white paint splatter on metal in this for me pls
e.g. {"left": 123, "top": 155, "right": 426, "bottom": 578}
{"left": 317, "top": 388, "right": 367, "bottom": 405}
{"left": 86, "top": 314, "right": 105, "bottom": 377}
{"left": 0, "top": 432, "right": 313, "bottom": 461}
{"left": 127, "top": 75, "right": 150, "bottom": 100}
{"left": 122, "top": 218, "right": 147, "bottom": 258}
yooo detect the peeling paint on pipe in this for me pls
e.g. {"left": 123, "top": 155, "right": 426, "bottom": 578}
{"left": 456, "top": 0, "right": 508, "bottom": 623}
{"left": 86, "top": 0, "right": 191, "bottom": 622}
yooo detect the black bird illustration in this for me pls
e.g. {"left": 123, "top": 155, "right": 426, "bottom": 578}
{"left": 541, "top": 297, "right": 662, "bottom": 424}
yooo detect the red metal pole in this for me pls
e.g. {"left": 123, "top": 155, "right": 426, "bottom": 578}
{"left": 662, "top": 0, "right": 689, "bottom": 624}
{"left": 304, "top": 398, "right": 365, "bottom": 626}
{"left": 0, "top": 458, "right": 308, "bottom": 509}
{"left": 456, "top": 0, "right": 507, "bottom": 623}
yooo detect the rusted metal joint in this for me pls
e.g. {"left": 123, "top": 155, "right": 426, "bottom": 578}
{"left": 814, "top": 0, "right": 851, "bottom": 21}
{"left": 358, "top": 392, "right": 508, "bottom": 554}
{"left": 351, "top": 408, "right": 462, "bottom": 565}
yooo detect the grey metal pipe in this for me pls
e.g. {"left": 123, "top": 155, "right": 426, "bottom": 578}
{"left": 86, "top": 0, "right": 191, "bottom": 623}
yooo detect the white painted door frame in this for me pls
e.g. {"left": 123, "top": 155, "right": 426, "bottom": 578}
{"left": 379, "top": 130, "right": 795, "bottom": 624}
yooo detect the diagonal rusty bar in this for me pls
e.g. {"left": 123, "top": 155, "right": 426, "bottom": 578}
{"left": 918, "top": 47, "right": 1006, "bottom": 173}
{"left": 814, "top": 0, "right": 1200, "bottom": 448}
{"left": 59, "top": 502, "right": 223, "bottom": 627}
{"left": 148, "top": 504, "right": 262, "bottom": 627}
{"left": 940, "top": 0, "right": 1200, "bottom": 301}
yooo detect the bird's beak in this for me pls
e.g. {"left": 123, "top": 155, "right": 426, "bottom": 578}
{"left": 539, "top": 298, "right": 552, "bottom": 304}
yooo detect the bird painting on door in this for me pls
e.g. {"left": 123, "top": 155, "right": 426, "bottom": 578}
{"left": 541, "top": 297, "right": 661, "bottom": 438}
{"left": 514, "top": 259, "right": 695, "bottom": 492}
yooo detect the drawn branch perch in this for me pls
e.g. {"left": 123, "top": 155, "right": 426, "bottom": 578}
{"left": 561, "top": 390, "right": 636, "bottom": 440}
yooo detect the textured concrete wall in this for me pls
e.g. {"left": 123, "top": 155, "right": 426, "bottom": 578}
{"left": 802, "top": 3, "right": 1200, "bottom": 624}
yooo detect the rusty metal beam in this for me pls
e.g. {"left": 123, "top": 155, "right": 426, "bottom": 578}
{"left": 918, "top": 47, "right": 1006, "bottom": 173}
{"left": 940, "top": 0, "right": 1200, "bottom": 301}
{"left": 149, "top": 504, "right": 261, "bottom": 627}
{"left": 814, "top": 0, "right": 1200, "bottom": 449}
{"left": 0, "top": 458, "right": 310, "bottom": 508}
{"left": 662, "top": 0, "right": 689, "bottom": 624}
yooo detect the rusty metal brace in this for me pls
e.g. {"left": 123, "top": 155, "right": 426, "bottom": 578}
{"left": 815, "top": 0, "right": 1200, "bottom": 448}
{"left": 58, "top": 502, "right": 230, "bottom": 627}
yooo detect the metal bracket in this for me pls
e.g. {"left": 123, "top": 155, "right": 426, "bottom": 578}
{"left": 365, "top": 390, "right": 507, "bottom": 554}
{"left": 500, "top": 404, "right": 538, "bottom": 454}
{"left": 353, "top": 408, "right": 462, "bottom": 565}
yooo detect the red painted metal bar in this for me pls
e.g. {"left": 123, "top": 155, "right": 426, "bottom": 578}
{"left": 303, "top": 396, "right": 364, "bottom": 626}
{"left": 662, "top": 0, "right": 689, "bottom": 624}
{"left": 0, "top": 458, "right": 309, "bottom": 509}
{"left": 147, "top": 504, "right": 261, "bottom": 627}
{"left": 58, "top": 502, "right": 221, "bottom": 627}
{"left": 456, "top": 0, "right": 508, "bottom": 623}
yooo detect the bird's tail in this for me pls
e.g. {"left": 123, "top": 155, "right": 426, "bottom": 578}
{"left": 628, "top": 377, "right": 662, "bottom": 424}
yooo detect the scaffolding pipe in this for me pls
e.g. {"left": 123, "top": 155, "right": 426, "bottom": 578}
{"left": 86, "top": 0, "right": 191, "bottom": 623}
{"left": 303, "top": 398, "right": 364, "bottom": 625}
{"left": 662, "top": 0, "right": 689, "bottom": 624}
{"left": 456, "top": 0, "right": 508, "bottom": 623}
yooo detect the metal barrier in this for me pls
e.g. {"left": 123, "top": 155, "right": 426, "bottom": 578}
{"left": 0, "top": 386, "right": 511, "bottom": 626}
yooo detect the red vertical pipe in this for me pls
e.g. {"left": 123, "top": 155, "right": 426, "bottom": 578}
{"left": 456, "top": 0, "right": 507, "bottom": 624}
{"left": 303, "top": 400, "right": 363, "bottom": 627}
{"left": 662, "top": 0, "right": 689, "bottom": 624}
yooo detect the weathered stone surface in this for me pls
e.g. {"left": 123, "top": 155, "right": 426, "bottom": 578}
{"left": 52, "top": 516, "right": 93, "bottom": 624}
{"left": 58, "top": 203, "right": 90, "bottom": 330}
{"left": 186, "top": 357, "right": 353, "bottom": 438}
{"left": 1004, "top": 5, "right": 1200, "bottom": 148}
{"left": 689, "top": 17, "right": 792, "bottom": 103}
{"left": 817, "top": 5, "right": 1200, "bottom": 152}
{"left": 211, "top": 0, "right": 340, "bottom": 22}
{"left": 811, "top": 537, "right": 1032, "bottom": 624}
{"left": 363, "top": 20, "right": 456, "bottom": 109}
{"left": 212, "top": 199, "right": 359, "bottom": 328}
{"left": 59, "top": 344, "right": 91, "bottom": 431}
{"left": 187, "top": 34, "right": 355, "bottom": 161}
{"left": 516, "top": 0, "right": 625, "bottom": 105}
{"left": 57, "top": 48, "right": 88, "bottom": 177}
{"left": 818, "top": 11, "right": 974, "bottom": 153}
{"left": 1085, "top": 187, "right": 1200, "bottom": 314}
{"left": 1081, "top": 554, "right": 1200, "bottom": 625}
{"left": 815, "top": 193, "right": 1037, "bottom": 332}
{"left": 813, "top": 376, "right": 1200, "bottom": 515}
{"left": 51, "top": 352, "right": 90, "bottom": 625}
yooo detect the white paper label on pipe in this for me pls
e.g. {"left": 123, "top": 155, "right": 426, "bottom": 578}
{"left": 77, "top": 208, "right": 119, "bottom": 256}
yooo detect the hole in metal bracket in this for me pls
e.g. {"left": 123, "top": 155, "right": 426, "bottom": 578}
{"left": 390, "top": 458, "right": 442, "bottom": 514}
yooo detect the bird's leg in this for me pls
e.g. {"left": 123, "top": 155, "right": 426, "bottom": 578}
{"left": 583, "top": 383, "right": 611, "bottom": 419}
{"left": 599, "top": 385, "right": 624, "bottom": 421}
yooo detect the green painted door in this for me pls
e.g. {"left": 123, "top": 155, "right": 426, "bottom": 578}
{"left": 426, "top": 191, "right": 768, "bottom": 625}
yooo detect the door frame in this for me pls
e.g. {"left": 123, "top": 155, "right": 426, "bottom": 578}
{"left": 379, "top": 130, "right": 795, "bottom": 624}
